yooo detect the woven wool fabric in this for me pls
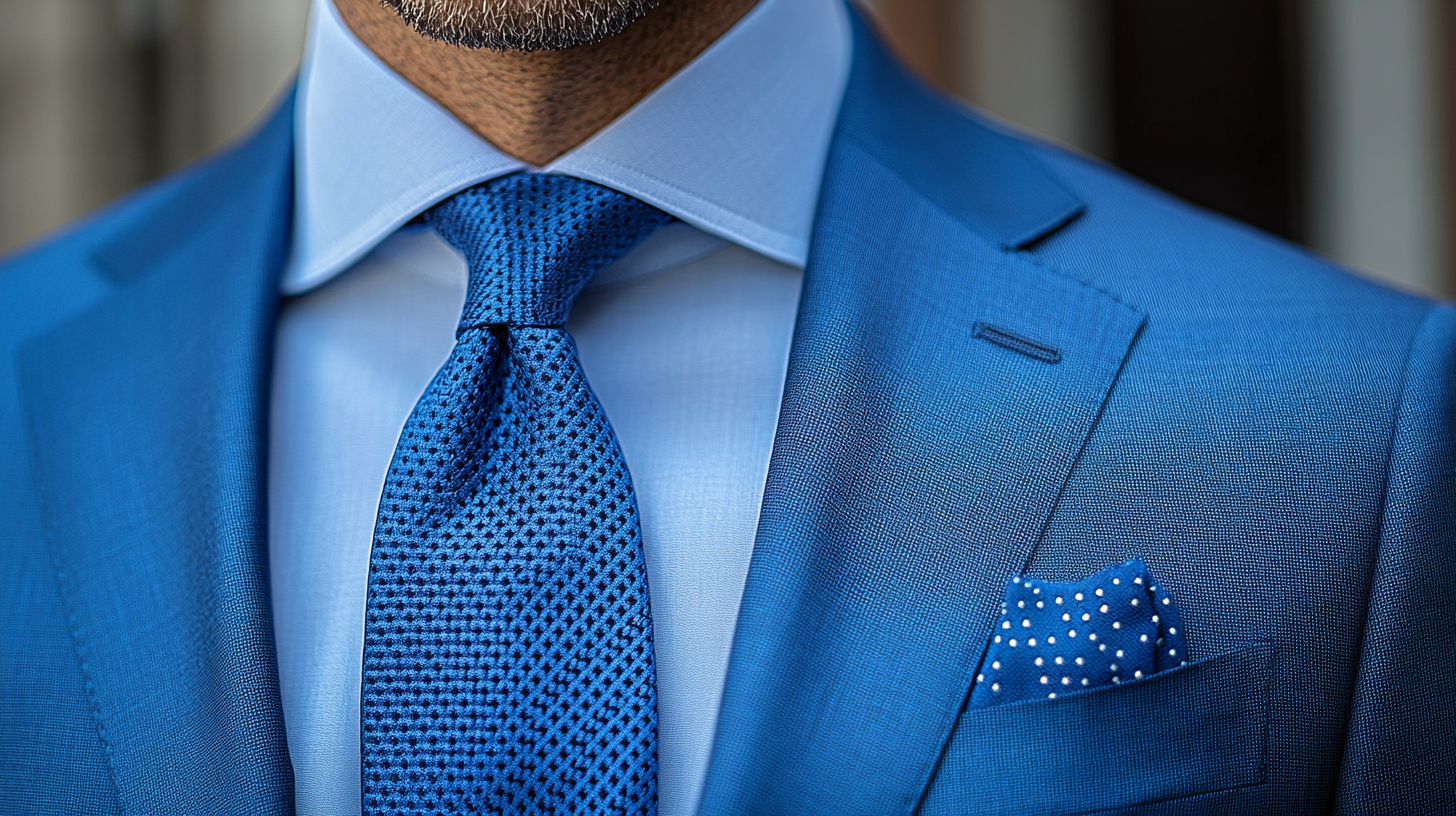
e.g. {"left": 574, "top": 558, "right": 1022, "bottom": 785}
{"left": 968, "top": 560, "right": 1187, "bottom": 707}
{"left": 361, "top": 174, "right": 672, "bottom": 815}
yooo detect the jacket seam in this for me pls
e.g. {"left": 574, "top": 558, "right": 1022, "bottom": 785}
{"left": 1327, "top": 300, "right": 1441, "bottom": 804}
{"left": 23, "top": 406, "right": 127, "bottom": 813}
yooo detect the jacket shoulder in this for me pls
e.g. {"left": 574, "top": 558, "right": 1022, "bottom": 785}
{"left": 989, "top": 132, "right": 1449, "bottom": 470}
{"left": 1024, "top": 140, "right": 1435, "bottom": 328}
{"left": 0, "top": 92, "right": 293, "bottom": 353}
{"left": 0, "top": 167, "right": 205, "bottom": 350}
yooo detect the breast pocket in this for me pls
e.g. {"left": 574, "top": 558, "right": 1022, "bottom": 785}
{"left": 920, "top": 642, "right": 1273, "bottom": 816}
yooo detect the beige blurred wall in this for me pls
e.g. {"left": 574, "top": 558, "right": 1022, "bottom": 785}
{"left": 0, "top": 0, "right": 307, "bottom": 255}
{"left": 863, "top": 0, "right": 1110, "bottom": 157}
{"left": 1305, "top": 0, "right": 1449, "bottom": 297}
{"left": 201, "top": 0, "right": 311, "bottom": 147}
{"left": 0, "top": 0, "right": 144, "bottom": 254}
{"left": 956, "top": 0, "right": 1111, "bottom": 159}
{"left": 868, "top": 0, "right": 1452, "bottom": 298}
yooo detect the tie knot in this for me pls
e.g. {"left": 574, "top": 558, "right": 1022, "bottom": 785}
{"left": 427, "top": 174, "right": 671, "bottom": 329}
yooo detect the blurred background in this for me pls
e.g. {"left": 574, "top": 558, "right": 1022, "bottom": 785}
{"left": 1, "top": 0, "right": 1452, "bottom": 298}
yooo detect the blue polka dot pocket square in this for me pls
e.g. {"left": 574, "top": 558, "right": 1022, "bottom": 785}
{"left": 970, "top": 559, "right": 1186, "bottom": 706}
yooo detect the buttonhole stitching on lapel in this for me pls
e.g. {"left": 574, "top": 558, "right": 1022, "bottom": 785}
{"left": 972, "top": 322, "right": 1062, "bottom": 364}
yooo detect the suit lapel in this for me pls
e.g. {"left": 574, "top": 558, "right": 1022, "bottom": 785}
{"left": 19, "top": 98, "right": 296, "bottom": 814}
{"left": 699, "top": 14, "right": 1145, "bottom": 816}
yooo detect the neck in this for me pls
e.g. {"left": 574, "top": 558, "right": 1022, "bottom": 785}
{"left": 333, "top": 0, "right": 760, "bottom": 166}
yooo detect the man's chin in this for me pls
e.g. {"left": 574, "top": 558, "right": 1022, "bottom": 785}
{"left": 380, "top": 0, "right": 662, "bottom": 52}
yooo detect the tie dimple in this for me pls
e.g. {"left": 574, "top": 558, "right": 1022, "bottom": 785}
{"left": 431, "top": 175, "right": 671, "bottom": 328}
{"left": 361, "top": 174, "right": 672, "bottom": 815}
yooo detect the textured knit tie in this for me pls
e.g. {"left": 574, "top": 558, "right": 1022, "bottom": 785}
{"left": 361, "top": 174, "right": 672, "bottom": 816}
{"left": 969, "top": 560, "right": 1188, "bottom": 706}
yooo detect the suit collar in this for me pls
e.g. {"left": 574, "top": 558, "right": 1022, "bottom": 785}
{"left": 19, "top": 96, "right": 296, "bottom": 814}
{"left": 699, "top": 12, "right": 1138, "bottom": 815}
{"left": 834, "top": 9, "right": 1084, "bottom": 249}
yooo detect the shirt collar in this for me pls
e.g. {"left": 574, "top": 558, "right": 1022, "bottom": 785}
{"left": 283, "top": 0, "right": 851, "bottom": 294}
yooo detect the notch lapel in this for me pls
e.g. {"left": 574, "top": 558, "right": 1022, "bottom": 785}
{"left": 699, "top": 15, "right": 1145, "bottom": 816}
{"left": 18, "top": 98, "right": 296, "bottom": 814}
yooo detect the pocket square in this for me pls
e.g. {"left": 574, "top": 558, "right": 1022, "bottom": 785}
{"left": 969, "top": 559, "right": 1187, "bottom": 706}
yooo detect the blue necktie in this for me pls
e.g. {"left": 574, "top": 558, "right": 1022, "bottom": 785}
{"left": 970, "top": 560, "right": 1188, "bottom": 706}
{"left": 361, "top": 174, "right": 672, "bottom": 815}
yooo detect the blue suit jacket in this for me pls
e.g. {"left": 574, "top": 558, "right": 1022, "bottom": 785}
{"left": 2, "top": 16, "right": 1451, "bottom": 816}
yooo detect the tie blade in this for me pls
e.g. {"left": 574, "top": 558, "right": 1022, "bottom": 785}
{"left": 362, "top": 178, "right": 665, "bottom": 815}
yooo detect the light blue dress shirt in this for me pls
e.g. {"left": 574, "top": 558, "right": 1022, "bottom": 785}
{"left": 266, "top": 1, "right": 851, "bottom": 814}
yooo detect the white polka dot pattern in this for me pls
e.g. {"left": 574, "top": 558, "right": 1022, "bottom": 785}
{"left": 969, "top": 560, "right": 1187, "bottom": 707}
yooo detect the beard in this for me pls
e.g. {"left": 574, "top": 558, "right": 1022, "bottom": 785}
{"left": 380, "top": 0, "right": 663, "bottom": 51}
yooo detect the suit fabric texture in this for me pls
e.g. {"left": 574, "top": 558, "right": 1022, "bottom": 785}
{"left": 1, "top": 13, "right": 1452, "bottom": 816}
